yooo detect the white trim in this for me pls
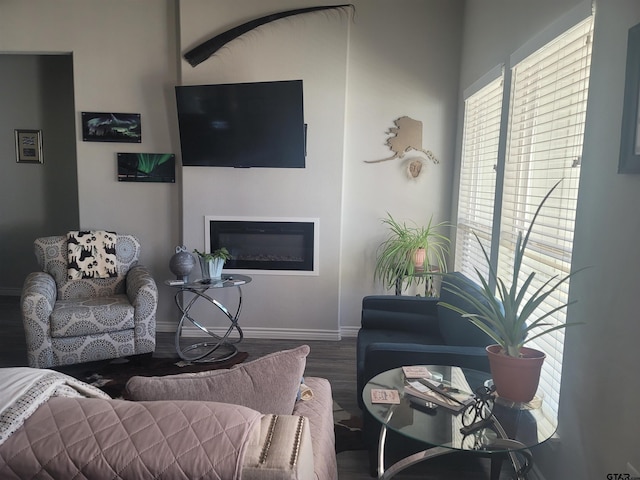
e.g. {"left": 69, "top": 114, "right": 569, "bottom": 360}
{"left": 157, "top": 320, "right": 341, "bottom": 341}
{"left": 463, "top": 64, "right": 504, "bottom": 100}
{"left": 339, "top": 325, "right": 360, "bottom": 338}
{"left": 510, "top": 0, "right": 593, "bottom": 66}
{"left": 204, "top": 215, "right": 320, "bottom": 276}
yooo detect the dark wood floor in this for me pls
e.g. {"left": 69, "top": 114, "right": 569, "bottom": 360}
{"left": 0, "top": 295, "right": 516, "bottom": 479}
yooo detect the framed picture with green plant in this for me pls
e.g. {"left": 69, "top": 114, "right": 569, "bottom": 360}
{"left": 374, "top": 213, "right": 451, "bottom": 293}
{"left": 117, "top": 153, "right": 175, "bottom": 183}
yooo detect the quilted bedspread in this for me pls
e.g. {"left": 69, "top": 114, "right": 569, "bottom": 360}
{"left": 0, "top": 397, "right": 262, "bottom": 479}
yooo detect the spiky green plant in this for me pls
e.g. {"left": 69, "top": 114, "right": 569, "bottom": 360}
{"left": 438, "top": 181, "right": 585, "bottom": 357}
{"left": 374, "top": 213, "right": 451, "bottom": 290}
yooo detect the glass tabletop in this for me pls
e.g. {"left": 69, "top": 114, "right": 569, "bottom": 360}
{"left": 363, "top": 365, "right": 557, "bottom": 454}
{"left": 165, "top": 274, "right": 252, "bottom": 289}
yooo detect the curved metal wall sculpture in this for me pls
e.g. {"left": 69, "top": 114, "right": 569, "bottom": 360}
{"left": 184, "top": 4, "right": 354, "bottom": 67}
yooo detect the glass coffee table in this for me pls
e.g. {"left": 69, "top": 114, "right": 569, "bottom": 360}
{"left": 166, "top": 274, "right": 251, "bottom": 363}
{"left": 363, "top": 365, "right": 557, "bottom": 480}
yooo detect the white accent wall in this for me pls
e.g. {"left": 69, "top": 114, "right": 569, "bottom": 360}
{"left": 176, "top": 0, "right": 464, "bottom": 337}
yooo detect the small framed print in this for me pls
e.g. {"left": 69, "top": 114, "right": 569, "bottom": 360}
{"left": 15, "top": 129, "right": 43, "bottom": 164}
{"left": 81, "top": 112, "right": 141, "bottom": 143}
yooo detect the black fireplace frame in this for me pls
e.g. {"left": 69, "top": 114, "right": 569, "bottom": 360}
{"left": 208, "top": 219, "right": 316, "bottom": 272}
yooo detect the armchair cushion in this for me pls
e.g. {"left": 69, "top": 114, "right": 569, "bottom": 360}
{"left": 50, "top": 294, "right": 134, "bottom": 337}
{"left": 361, "top": 295, "right": 440, "bottom": 335}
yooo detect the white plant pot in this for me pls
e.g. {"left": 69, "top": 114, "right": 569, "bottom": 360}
{"left": 199, "top": 257, "right": 225, "bottom": 280}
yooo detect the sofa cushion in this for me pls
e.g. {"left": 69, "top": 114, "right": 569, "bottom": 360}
{"left": 125, "top": 345, "right": 310, "bottom": 415}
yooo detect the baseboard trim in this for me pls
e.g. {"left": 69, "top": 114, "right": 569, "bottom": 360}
{"left": 339, "top": 326, "right": 359, "bottom": 338}
{"left": 157, "top": 321, "right": 360, "bottom": 341}
{"left": 157, "top": 321, "right": 342, "bottom": 341}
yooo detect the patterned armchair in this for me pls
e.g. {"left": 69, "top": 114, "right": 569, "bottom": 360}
{"left": 21, "top": 234, "right": 157, "bottom": 368}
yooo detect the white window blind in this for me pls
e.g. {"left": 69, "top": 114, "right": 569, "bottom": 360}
{"left": 455, "top": 74, "right": 503, "bottom": 281}
{"left": 498, "top": 16, "right": 593, "bottom": 419}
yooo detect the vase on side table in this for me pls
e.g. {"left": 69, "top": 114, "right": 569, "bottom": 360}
{"left": 199, "top": 257, "right": 225, "bottom": 280}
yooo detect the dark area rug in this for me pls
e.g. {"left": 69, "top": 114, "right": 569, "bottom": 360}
{"left": 53, "top": 352, "right": 248, "bottom": 399}
{"left": 334, "top": 401, "right": 365, "bottom": 452}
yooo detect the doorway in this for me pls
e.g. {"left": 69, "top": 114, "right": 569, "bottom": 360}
{"left": 0, "top": 54, "right": 79, "bottom": 294}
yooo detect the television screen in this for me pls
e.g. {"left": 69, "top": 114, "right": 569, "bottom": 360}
{"left": 175, "top": 80, "right": 305, "bottom": 168}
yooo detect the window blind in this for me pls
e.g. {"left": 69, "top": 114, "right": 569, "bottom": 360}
{"left": 455, "top": 75, "right": 504, "bottom": 281}
{"left": 498, "top": 16, "right": 593, "bottom": 419}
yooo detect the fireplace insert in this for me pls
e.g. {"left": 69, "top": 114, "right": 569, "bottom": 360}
{"left": 208, "top": 219, "right": 316, "bottom": 272}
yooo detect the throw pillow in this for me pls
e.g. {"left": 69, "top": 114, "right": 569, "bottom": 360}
{"left": 124, "top": 345, "right": 310, "bottom": 415}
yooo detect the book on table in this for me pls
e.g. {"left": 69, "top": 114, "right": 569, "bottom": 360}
{"left": 404, "top": 378, "right": 475, "bottom": 413}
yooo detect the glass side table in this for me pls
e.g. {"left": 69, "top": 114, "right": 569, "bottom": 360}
{"left": 165, "top": 274, "right": 252, "bottom": 363}
{"left": 363, "top": 365, "right": 556, "bottom": 480}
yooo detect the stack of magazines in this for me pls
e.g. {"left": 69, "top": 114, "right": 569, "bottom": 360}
{"left": 404, "top": 377, "right": 475, "bottom": 413}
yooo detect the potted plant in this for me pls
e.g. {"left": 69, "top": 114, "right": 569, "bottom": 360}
{"left": 193, "top": 247, "right": 232, "bottom": 280}
{"left": 438, "top": 181, "right": 584, "bottom": 403}
{"left": 374, "top": 213, "right": 451, "bottom": 292}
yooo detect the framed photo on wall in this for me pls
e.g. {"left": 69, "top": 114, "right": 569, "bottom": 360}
{"left": 117, "top": 153, "right": 175, "bottom": 183}
{"left": 15, "top": 129, "right": 43, "bottom": 164}
{"left": 619, "top": 22, "right": 640, "bottom": 173}
{"left": 81, "top": 112, "right": 141, "bottom": 143}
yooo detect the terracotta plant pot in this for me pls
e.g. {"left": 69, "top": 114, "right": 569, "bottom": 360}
{"left": 412, "top": 247, "right": 426, "bottom": 271}
{"left": 486, "top": 344, "right": 546, "bottom": 403}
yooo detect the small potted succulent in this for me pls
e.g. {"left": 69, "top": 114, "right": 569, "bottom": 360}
{"left": 438, "top": 181, "right": 585, "bottom": 402}
{"left": 193, "top": 247, "right": 232, "bottom": 280}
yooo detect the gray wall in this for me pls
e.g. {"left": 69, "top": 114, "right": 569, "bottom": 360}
{"left": 458, "top": 0, "right": 640, "bottom": 478}
{"left": 0, "top": 54, "right": 78, "bottom": 294}
{"left": 0, "top": 0, "right": 464, "bottom": 336}
{"left": 1, "top": 0, "right": 181, "bottom": 323}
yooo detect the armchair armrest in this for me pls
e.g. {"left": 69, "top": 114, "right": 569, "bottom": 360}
{"left": 361, "top": 295, "right": 440, "bottom": 335}
{"left": 126, "top": 265, "right": 158, "bottom": 353}
{"left": 126, "top": 264, "right": 158, "bottom": 317}
{"left": 21, "top": 272, "right": 57, "bottom": 367}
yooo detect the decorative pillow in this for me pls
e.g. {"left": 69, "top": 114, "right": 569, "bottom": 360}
{"left": 125, "top": 345, "right": 310, "bottom": 415}
{"left": 67, "top": 230, "right": 117, "bottom": 280}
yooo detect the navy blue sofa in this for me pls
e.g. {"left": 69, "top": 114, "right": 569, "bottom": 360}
{"left": 356, "top": 272, "right": 497, "bottom": 468}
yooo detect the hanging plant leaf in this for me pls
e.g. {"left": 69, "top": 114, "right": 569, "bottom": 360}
{"left": 184, "top": 4, "right": 355, "bottom": 67}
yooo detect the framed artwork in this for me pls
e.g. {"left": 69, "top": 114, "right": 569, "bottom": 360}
{"left": 117, "top": 153, "right": 175, "bottom": 183}
{"left": 15, "top": 129, "right": 43, "bottom": 164}
{"left": 619, "top": 22, "right": 640, "bottom": 173}
{"left": 82, "top": 112, "right": 141, "bottom": 143}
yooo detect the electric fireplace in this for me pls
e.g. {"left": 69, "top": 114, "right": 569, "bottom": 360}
{"left": 205, "top": 217, "right": 319, "bottom": 274}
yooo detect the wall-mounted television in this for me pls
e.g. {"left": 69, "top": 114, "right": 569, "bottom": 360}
{"left": 175, "top": 80, "right": 305, "bottom": 168}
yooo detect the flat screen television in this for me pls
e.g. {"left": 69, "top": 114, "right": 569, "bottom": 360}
{"left": 175, "top": 80, "right": 305, "bottom": 168}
